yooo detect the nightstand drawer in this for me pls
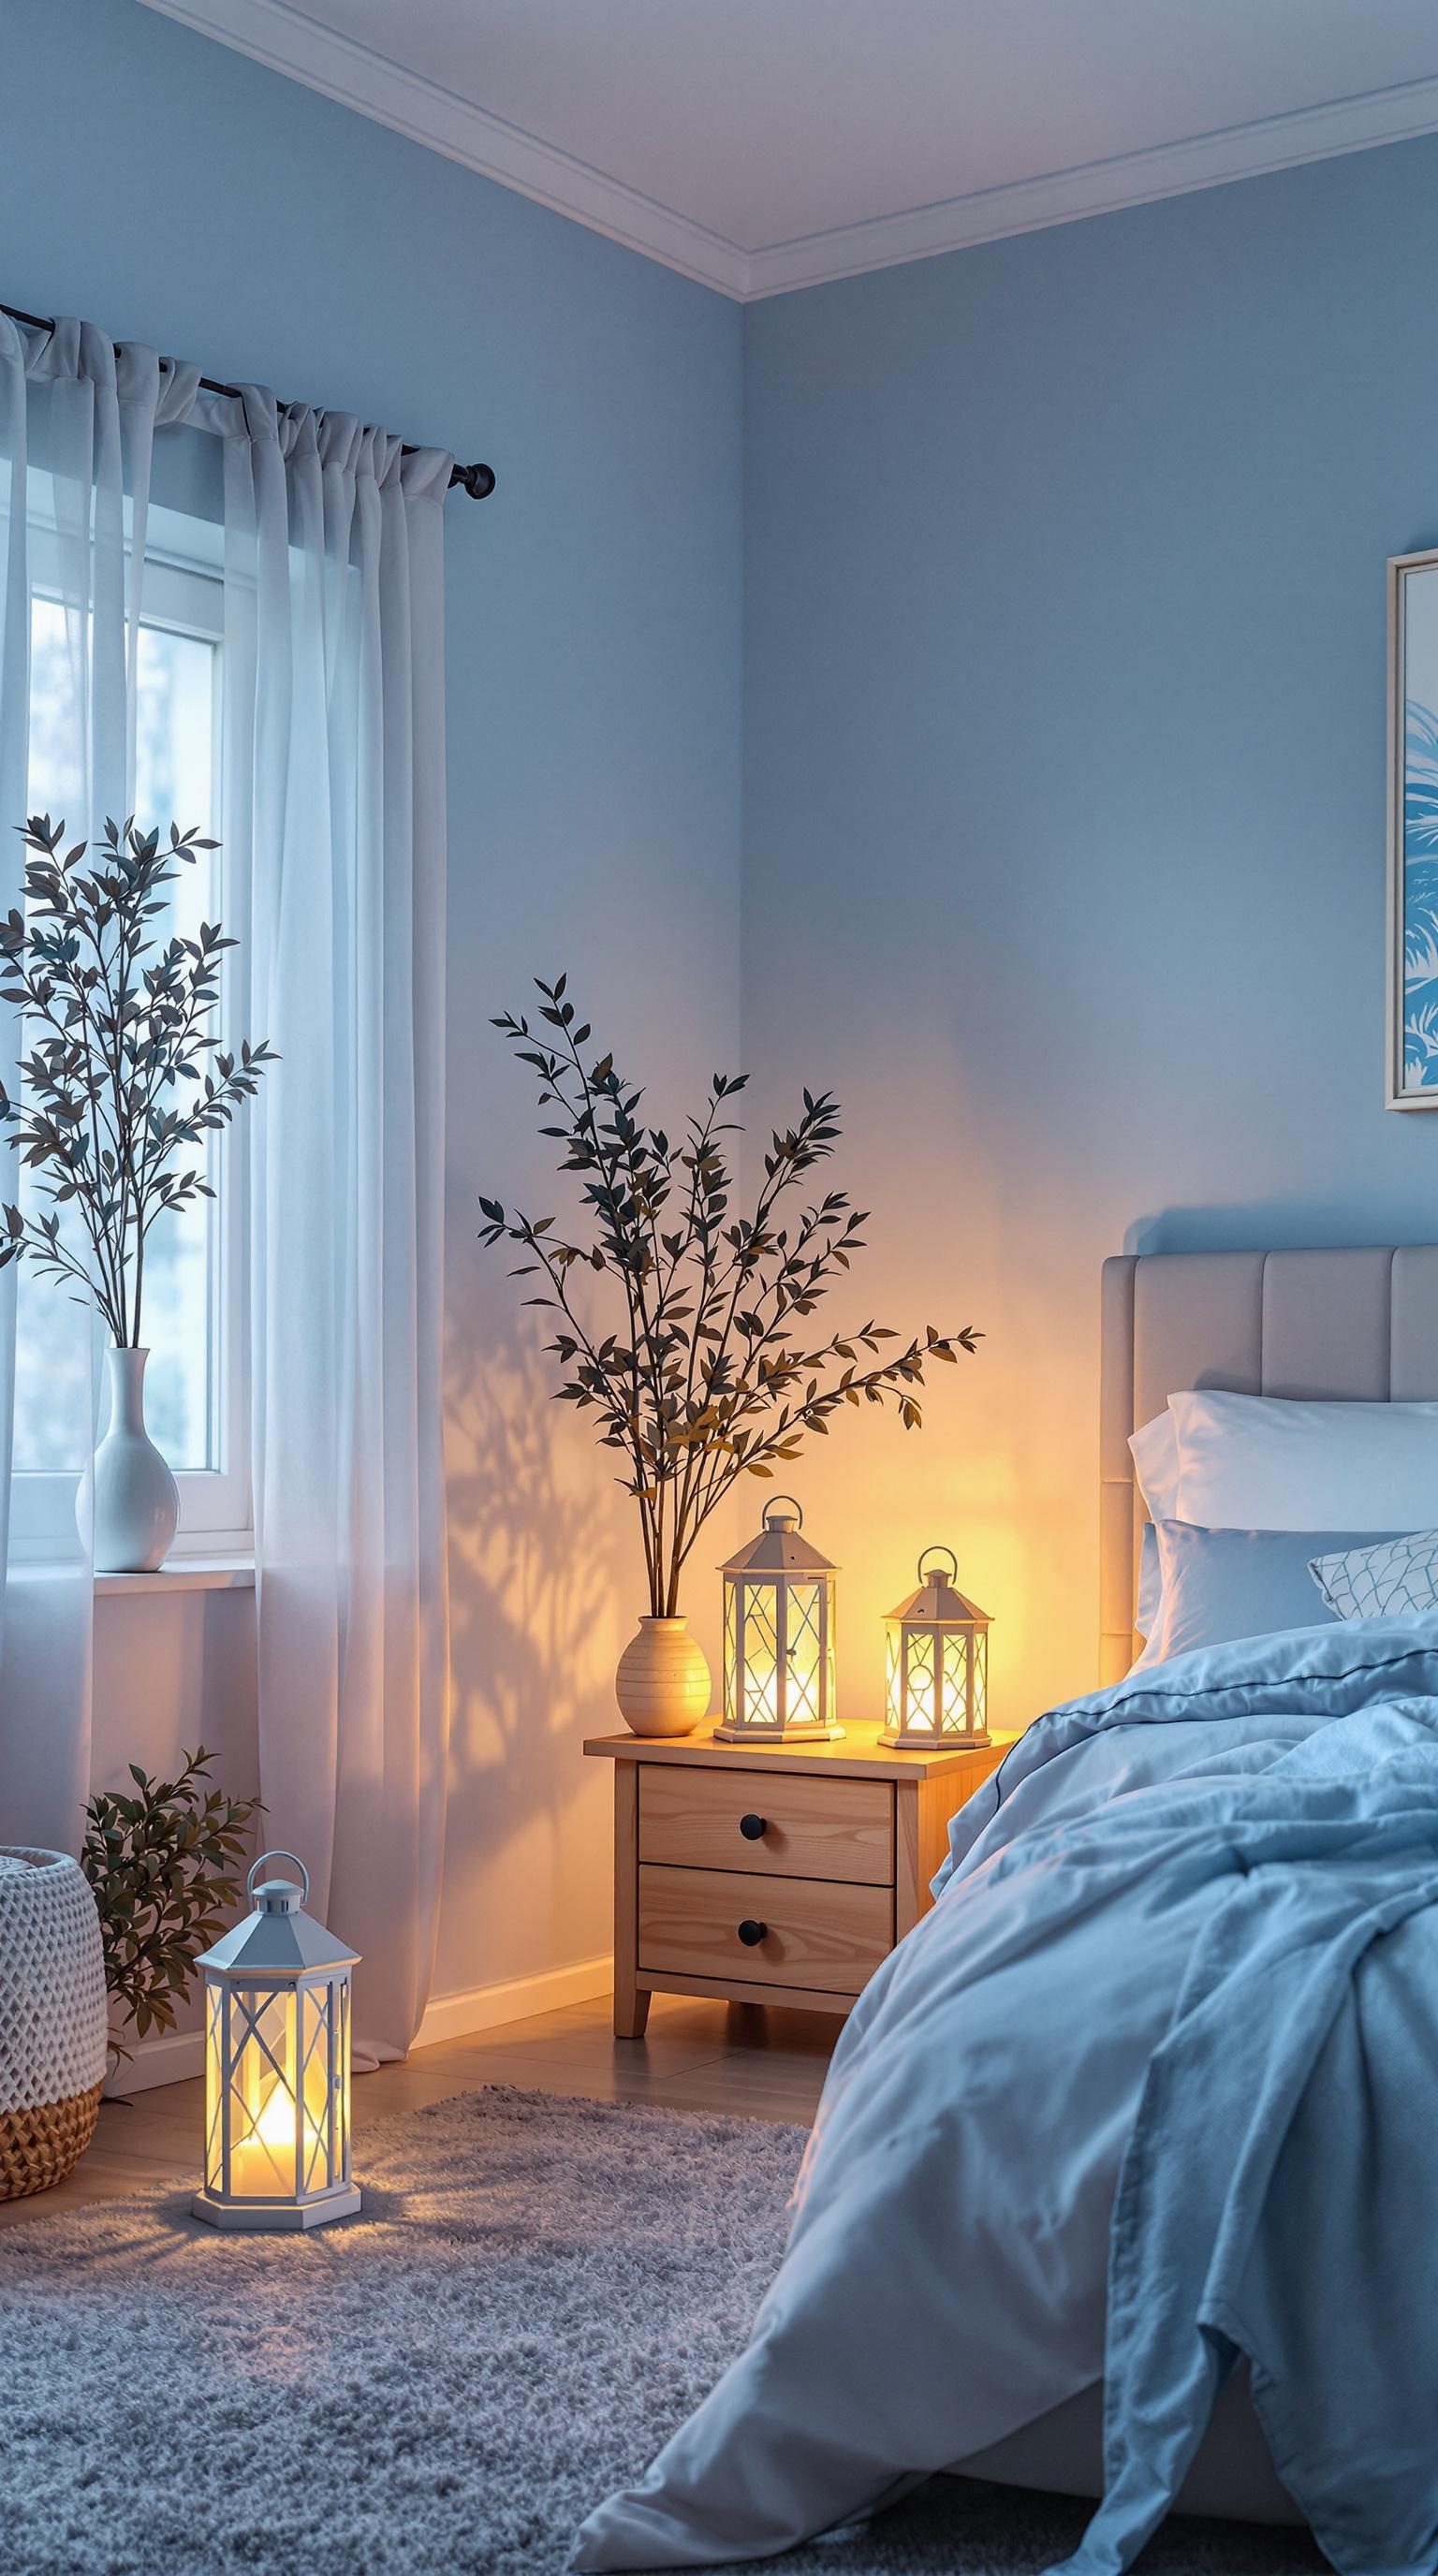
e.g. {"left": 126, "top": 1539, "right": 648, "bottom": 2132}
{"left": 638, "top": 1863, "right": 893, "bottom": 1994}
{"left": 638, "top": 1765, "right": 893, "bottom": 1883}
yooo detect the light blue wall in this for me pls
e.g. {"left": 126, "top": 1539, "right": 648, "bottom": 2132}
{"left": 8, "top": 0, "right": 1438, "bottom": 1934}
{"left": 742, "top": 143, "right": 1438, "bottom": 1724}
{"left": 0, "top": 0, "right": 743, "bottom": 1997}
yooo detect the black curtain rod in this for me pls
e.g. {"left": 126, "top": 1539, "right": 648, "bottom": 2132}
{"left": 2, "top": 302, "right": 495, "bottom": 500}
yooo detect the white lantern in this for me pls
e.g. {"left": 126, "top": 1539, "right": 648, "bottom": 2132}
{"left": 716, "top": 1497, "right": 840, "bottom": 1742}
{"left": 881, "top": 1546, "right": 990, "bottom": 1749}
{"left": 191, "top": 1850, "right": 360, "bottom": 2232}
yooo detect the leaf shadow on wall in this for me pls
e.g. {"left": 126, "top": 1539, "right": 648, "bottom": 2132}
{"left": 441, "top": 1314, "right": 631, "bottom": 1971}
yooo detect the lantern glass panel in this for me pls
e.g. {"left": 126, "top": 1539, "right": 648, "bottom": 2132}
{"left": 742, "top": 1583, "right": 780, "bottom": 1727}
{"left": 300, "top": 1982, "right": 335, "bottom": 2192}
{"left": 970, "top": 1631, "right": 988, "bottom": 1736}
{"left": 939, "top": 1637, "right": 967, "bottom": 1734}
{"left": 786, "top": 1581, "right": 823, "bottom": 1725}
{"left": 907, "top": 1629, "right": 938, "bottom": 1736}
{"left": 204, "top": 1982, "right": 225, "bottom": 2193}
{"left": 885, "top": 1624, "right": 902, "bottom": 1733}
{"left": 724, "top": 1583, "right": 739, "bottom": 1722}
{"left": 230, "top": 1987, "right": 300, "bottom": 2199}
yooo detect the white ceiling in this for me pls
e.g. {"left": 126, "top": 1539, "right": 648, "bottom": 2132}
{"left": 140, "top": 0, "right": 1438, "bottom": 298}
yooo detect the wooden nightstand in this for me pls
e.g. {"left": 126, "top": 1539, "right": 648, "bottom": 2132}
{"left": 584, "top": 1723, "right": 1017, "bottom": 2038}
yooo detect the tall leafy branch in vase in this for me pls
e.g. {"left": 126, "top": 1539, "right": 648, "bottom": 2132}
{"left": 480, "top": 974, "right": 980, "bottom": 1617}
{"left": 0, "top": 814, "right": 274, "bottom": 1347}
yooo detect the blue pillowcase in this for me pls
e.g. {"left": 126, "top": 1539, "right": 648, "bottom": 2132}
{"left": 1139, "top": 1523, "right": 1409, "bottom": 1666}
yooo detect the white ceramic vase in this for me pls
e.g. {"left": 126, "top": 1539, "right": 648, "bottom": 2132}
{"left": 86, "top": 1347, "right": 179, "bottom": 1574}
{"left": 614, "top": 1615, "right": 712, "bottom": 1738}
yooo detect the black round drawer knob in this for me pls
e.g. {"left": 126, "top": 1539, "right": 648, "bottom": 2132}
{"left": 739, "top": 1813, "right": 768, "bottom": 1841}
{"left": 737, "top": 1918, "right": 768, "bottom": 1947}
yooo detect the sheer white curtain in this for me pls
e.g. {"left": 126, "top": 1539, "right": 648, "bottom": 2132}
{"left": 0, "top": 320, "right": 196, "bottom": 1849}
{"left": 218, "top": 393, "right": 451, "bottom": 2063}
{"left": 0, "top": 317, "right": 451, "bottom": 2063}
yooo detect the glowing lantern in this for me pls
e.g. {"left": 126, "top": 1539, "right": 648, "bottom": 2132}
{"left": 191, "top": 1850, "right": 360, "bottom": 2232}
{"left": 881, "top": 1547, "right": 990, "bottom": 1749}
{"left": 717, "top": 1497, "right": 840, "bottom": 1742}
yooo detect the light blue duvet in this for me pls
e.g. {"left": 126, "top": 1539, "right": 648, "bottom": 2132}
{"left": 572, "top": 1617, "right": 1438, "bottom": 2574}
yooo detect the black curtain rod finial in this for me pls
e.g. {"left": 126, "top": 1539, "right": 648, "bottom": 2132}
{"left": 2, "top": 299, "right": 495, "bottom": 500}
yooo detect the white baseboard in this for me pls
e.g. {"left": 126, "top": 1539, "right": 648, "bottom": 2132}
{"left": 102, "top": 1954, "right": 615, "bottom": 2094}
{"left": 104, "top": 2027, "right": 205, "bottom": 2097}
{"left": 412, "top": 1954, "right": 613, "bottom": 2049}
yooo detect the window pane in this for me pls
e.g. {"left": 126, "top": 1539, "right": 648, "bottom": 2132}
{"left": 133, "top": 622, "right": 219, "bottom": 1473}
{"left": 14, "top": 596, "right": 89, "bottom": 1471}
{"left": 15, "top": 599, "right": 221, "bottom": 1474}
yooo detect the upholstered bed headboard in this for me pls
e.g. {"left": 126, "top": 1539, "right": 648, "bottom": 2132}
{"left": 1099, "top": 1246, "right": 1438, "bottom": 1682}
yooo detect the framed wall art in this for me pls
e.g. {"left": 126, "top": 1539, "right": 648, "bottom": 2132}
{"left": 1388, "top": 547, "right": 1438, "bottom": 1107}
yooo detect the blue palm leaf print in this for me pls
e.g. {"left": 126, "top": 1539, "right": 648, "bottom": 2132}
{"left": 1404, "top": 698, "right": 1438, "bottom": 1083}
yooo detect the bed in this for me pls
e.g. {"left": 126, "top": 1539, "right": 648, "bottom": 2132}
{"left": 573, "top": 1245, "right": 1438, "bottom": 2576}
{"left": 957, "top": 1244, "right": 1438, "bottom": 2528}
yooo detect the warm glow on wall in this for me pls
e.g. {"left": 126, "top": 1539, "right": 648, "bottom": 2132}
{"left": 717, "top": 1498, "right": 840, "bottom": 1741}
{"left": 192, "top": 1851, "right": 360, "bottom": 2232}
{"left": 880, "top": 1546, "right": 990, "bottom": 1749}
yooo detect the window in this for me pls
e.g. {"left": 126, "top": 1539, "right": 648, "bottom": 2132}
{"left": 13, "top": 511, "right": 250, "bottom": 1550}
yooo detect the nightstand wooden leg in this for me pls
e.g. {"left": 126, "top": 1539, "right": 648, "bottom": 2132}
{"left": 614, "top": 1981, "right": 651, "bottom": 2040}
{"left": 612, "top": 1764, "right": 651, "bottom": 2040}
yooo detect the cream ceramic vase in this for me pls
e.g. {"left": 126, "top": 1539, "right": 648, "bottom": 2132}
{"left": 615, "top": 1616, "right": 712, "bottom": 1738}
{"left": 87, "top": 1347, "right": 180, "bottom": 1574}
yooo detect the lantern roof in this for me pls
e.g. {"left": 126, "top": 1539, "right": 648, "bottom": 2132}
{"left": 888, "top": 1572, "right": 990, "bottom": 1627}
{"left": 198, "top": 1861, "right": 360, "bottom": 1978}
{"left": 722, "top": 1500, "right": 837, "bottom": 1577}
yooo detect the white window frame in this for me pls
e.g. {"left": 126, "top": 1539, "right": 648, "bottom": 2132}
{"left": 12, "top": 519, "right": 252, "bottom": 1557}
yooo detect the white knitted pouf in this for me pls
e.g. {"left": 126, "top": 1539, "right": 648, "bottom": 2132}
{"left": 0, "top": 1847, "right": 108, "bottom": 2199}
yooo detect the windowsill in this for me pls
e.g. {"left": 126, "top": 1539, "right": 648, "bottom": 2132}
{"left": 94, "top": 1559, "right": 256, "bottom": 1598}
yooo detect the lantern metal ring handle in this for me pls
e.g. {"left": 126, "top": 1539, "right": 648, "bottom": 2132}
{"left": 917, "top": 1544, "right": 959, "bottom": 1588}
{"left": 764, "top": 1494, "right": 803, "bottom": 1530}
{"left": 247, "top": 1849, "right": 311, "bottom": 1903}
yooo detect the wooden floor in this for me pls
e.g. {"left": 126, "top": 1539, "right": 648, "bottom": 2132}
{"left": 0, "top": 1992, "right": 839, "bottom": 2229}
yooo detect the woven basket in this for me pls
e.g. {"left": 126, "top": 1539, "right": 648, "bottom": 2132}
{"left": 0, "top": 1848, "right": 108, "bottom": 2201}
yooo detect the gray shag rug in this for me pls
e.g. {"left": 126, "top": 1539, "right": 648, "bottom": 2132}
{"left": 0, "top": 2086, "right": 1326, "bottom": 2576}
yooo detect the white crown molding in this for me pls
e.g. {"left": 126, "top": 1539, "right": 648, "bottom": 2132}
{"left": 136, "top": 0, "right": 750, "bottom": 297}
{"left": 745, "top": 72, "right": 1438, "bottom": 298}
{"left": 138, "top": 0, "right": 1438, "bottom": 304}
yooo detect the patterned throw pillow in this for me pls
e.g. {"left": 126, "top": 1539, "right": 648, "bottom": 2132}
{"left": 1309, "top": 1530, "right": 1438, "bottom": 1622}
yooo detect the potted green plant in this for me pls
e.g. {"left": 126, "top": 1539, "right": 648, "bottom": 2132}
{"left": 0, "top": 814, "right": 273, "bottom": 1570}
{"left": 480, "top": 976, "right": 979, "bottom": 1734}
{"left": 81, "top": 1746, "right": 263, "bottom": 2073}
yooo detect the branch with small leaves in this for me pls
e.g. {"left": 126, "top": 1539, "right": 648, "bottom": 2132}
{"left": 479, "top": 976, "right": 981, "bottom": 1616}
{"left": 0, "top": 815, "right": 276, "bottom": 1347}
{"left": 81, "top": 1747, "right": 264, "bottom": 2069}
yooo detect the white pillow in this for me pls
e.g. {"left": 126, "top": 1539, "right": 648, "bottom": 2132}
{"left": 1128, "top": 1412, "right": 1181, "bottom": 1639}
{"left": 1309, "top": 1529, "right": 1438, "bottom": 1621}
{"left": 1168, "top": 1389, "right": 1438, "bottom": 1533}
{"left": 1129, "top": 1411, "right": 1181, "bottom": 1520}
